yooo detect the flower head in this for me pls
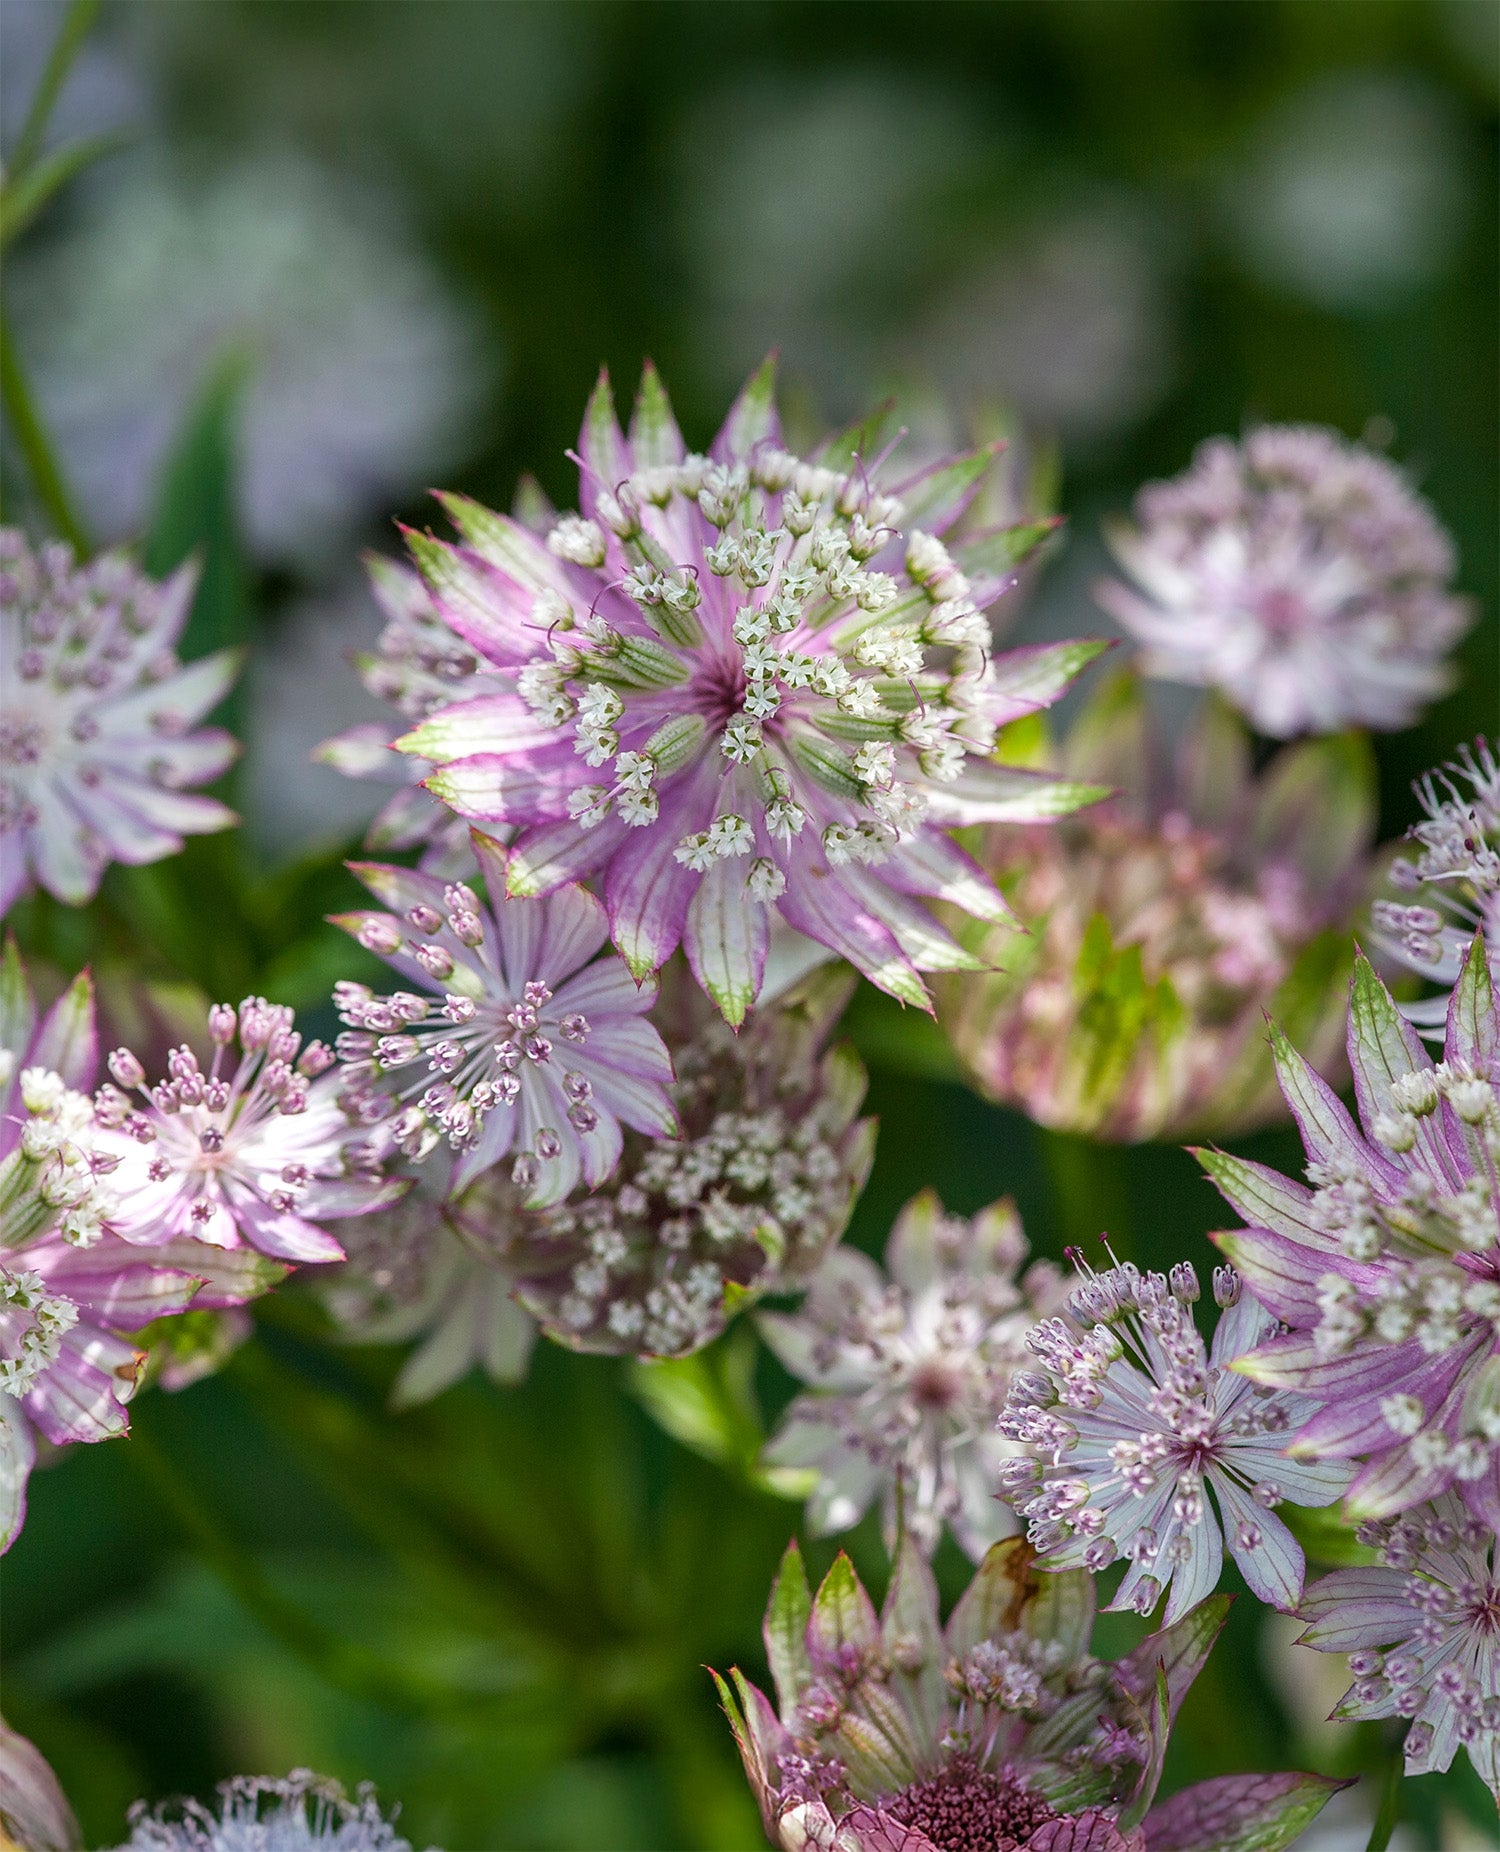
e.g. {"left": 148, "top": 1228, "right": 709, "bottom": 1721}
{"left": 760, "top": 1190, "right": 1066, "bottom": 1560}
{"left": 717, "top": 1536, "right": 1343, "bottom": 1852}
{"left": 1096, "top": 426, "right": 1470, "bottom": 737}
{"left": 0, "top": 531, "right": 239, "bottom": 913}
{"left": 315, "top": 553, "right": 498, "bottom": 874}
{"left": 331, "top": 829, "right": 677, "bottom": 1209}
{"left": 1372, "top": 737, "right": 1500, "bottom": 1038}
{"left": 1000, "top": 1260, "right": 1350, "bottom": 1624}
{"left": 398, "top": 359, "right": 1106, "bottom": 1022}
{"left": 97, "top": 999, "right": 402, "bottom": 1264}
{"left": 108, "top": 1770, "right": 420, "bottom": 1852}
{"left": 1296, "top": 1493, "right": 1499, "bottom": 1804}
{"left": 938, "top": 669, "right": 1375, "bottom": 1141}
{"left": 1203, "top": 938, "right": 1500, "bottom": 1530}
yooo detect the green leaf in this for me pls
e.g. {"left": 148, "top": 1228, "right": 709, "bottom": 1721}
{"left": 763, "top": 1540, "right": 813, "bottom": 1712}
{"left": 0, "top": 131, "right": 127, "bottom": 249}
{"left": 627, "top": 1326, "right": 764, "bottom": 1476}
{"left": 6, "top": 0, "right": 102, "bottom": 180}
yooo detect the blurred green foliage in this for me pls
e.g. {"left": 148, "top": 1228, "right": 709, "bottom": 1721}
{"left": 3, "top": 1, "right": 1497, "bottom": 1847}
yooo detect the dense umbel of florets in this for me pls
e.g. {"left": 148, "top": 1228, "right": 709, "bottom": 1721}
{"left": 0, "top": 529, "right": 240, "bottom": 912}
{"left": 1204, "top": 938, "right": 1500, "bottom": 1530}
{"left": 1373, "top": 737, "right": 1500, "bottom": 1038}
{"left": 1096, "top": 425, "right": 1470, "bottom": 737}
{"left": 938, "top": 671, "right": 1374, "bottom": 1141}
{"left": 760, "top": 1190, "right": 1067, "bottom": 1560}
{"left": 716, "top": 1537, "right": 1344, "bottom": 1852}
{"left": 469, "top": 965, "right": 874, "bottom": 1358}
{"left": 1297, "top": 1493, "right": 1499, "bottom": 1804}
{"left": 1000, "top": 1261, "right": 1348, "bottom": 1624}
{"left": 108, "top": 1770, "right": 422, "bottom": 1852}
{"left": 395, "top": 359, "right": 1106, "bottom": 1022}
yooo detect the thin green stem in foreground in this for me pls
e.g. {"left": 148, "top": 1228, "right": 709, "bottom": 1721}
{"left": 0, "top": 319, "right": 88, "bottom": 551}
{"left": 6, "top": 0, "right": 102, "bottom": 179}
{"left": 1364, "top": 1747, "right": 1404, "bottom": 1852}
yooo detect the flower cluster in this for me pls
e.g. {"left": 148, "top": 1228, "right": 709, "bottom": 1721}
{"left": 1096, "top": 426, "right": 1470, "bottom": 737}
{"left": 490, "top": 964, "right": 874, "bottom": 1357}
{"left": 716, "top": 1536, "right": 1344, "bottom": 1852}
{"left": 330, "top": 830, "right": 677, "bottom": 1209}
{"left": 1000, "top": 1260, "right": 1349, "bottom": 1624}
{"left": 1296, "top": 1493, "right": 1499, "bottom": 1804}
{"left": 759, "top": 1190, "right": 1067, "bottom": 1560}
{"left": 395, "top": 360, "right": 1106, "bottom": 1020}
{"left": 938, "top": 669, "right": 1375, "bottom": 1141}
{"left": 1372, "top": 737, "right": 1500, "bottom": 1037}
{"left": 0, "top": 530, "right": 240, "bottom": 913}
{"left": 108, "top": 1769, "right": 422, "bottom": 1852}
{"left": 315, "top": 553, "right": 499, "bottom": 873}
{"left": 1204, "top": 938, "right": 1500, "bottom": 1529}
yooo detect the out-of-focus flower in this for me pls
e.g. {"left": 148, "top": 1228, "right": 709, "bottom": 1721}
{"left": 8, "top": 149, "right": 487, "bottom": 566}
{"left": 937, "top": 671, "right": 1376, "bottom": 1141}
{"left": 107, "top": 1770, "right": 422, "bottom": 1852}
{"left": 331, "top": 831, "right": 677, "bottom": 1210}
{"left": 97, "top": 997, "right": 402, "bottom": 1265}
{"left": 314, "top": 555, "right": 500, "bottom": 873}
{"left": 1096, "top": 426, "right": 1470, "bottom": 737}
{"left": 1002, "top": 1261, "right": 1350, "bottom": 1625}
{"left": 0, "top": 531, "right": 239, "bottom": 914}
{"left": 0, "top": 1713, "right": 80, "bottom": 1852}
{"left": 1228, "top": 72, "right": 1473, "bottom": 312}
{"left": 1297, "top": 1493, "right": 1499, "bottom": 1804}
{"left": 0, "top": 950, "right": 284, "bottom": 1551}
{"left": 1373, "top": 738, "right": 1500, "bottom": 1038}
{"left": 716, "top": 1535, "right": 1345, "bottom": 1852}
{"left": 491, "top": 963, "right": 873, "bottom": 1358}
{"left": 1203, "top": 940, "right": 1500, "bottom": 1530}
{"left": 397, "top": 359, "right": 1105, "bottom": 1023}
{"left": 759, "top": 1190, "right": 1066, "bottom": 1560}
{"left": 321, "top": 1170, "right": 535, "bottom": 1408}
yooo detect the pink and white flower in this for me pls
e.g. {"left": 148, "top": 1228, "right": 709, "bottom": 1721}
{"left": 0, "top": 530, "right": 239, "bottom": 914}
{"left": 1096, "top": 426, "right": 1470, "bottom": 737}
{"left": 396, "top": 359, "right": 1106, "bottom": 1022}
{"left": 330, "top": 829, "right": 677, "bottom": 1209}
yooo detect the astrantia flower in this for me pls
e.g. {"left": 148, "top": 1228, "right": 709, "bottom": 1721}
{"left": 1000, "top": 1261, "right": 1350, "bottom": 1624}
{"left": 315, "top": 554, "right": 498, "bottom": 874}
{"left": 1296, "top": 1493, "right": 1499, "bottom": 1803}
{"left": 321, "top": 1169, "right": 536, "bottom": 1407}
{"left": 332, "top": 829, "right": 676, "bottom": 1210}
{"left": 759, "top": 1190, "right": 1066, "bottom": 1559}
{"left": 96, "top": 999, "right": 402, "bottom": 1265}
{"left": 0, "top": 530, "right": 239, "bottom": 913}
{"left": 0, "top": 1714, "right": 79, "bottom": 1852}
{"left": 490, "top": 964, "right": 873, "bottom": 1357}
{"left": 938, "top": 670, "right": 1375, "bottom": 1141}
{"left": 108, "top": 1770, "right": 422, "bottom": 1852}
{"left": 1372, "top": 737, "right": 1500, "bottom": 1037}
{"left": 1203, "top": 939, "right": 1500, "bottom": 1529}
{"left": 0, "top": 954, "right": 283, "bottom": 1552}
{"left": 398, "top": 359, "right": 1106, "bottom": 1022}
{"left": 716, "top": 1535, "right": 1344, "bottom": 1852}
{"left": 1096, "top": 426, "right": 1470, "bottom": 737}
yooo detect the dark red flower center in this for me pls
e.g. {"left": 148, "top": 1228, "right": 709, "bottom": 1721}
{"left": 887, "top": 1763, "right": 1058, "bottom": 1852}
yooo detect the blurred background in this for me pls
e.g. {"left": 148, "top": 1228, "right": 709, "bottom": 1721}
{"left": 1, "top": 2, "right": 1496, "bottom": 1847}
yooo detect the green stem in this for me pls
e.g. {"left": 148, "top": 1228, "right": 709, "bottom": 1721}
{"left": 1363, "top": 1746, "right": 1403, "bottom": 1852}
{"left": 1037, "top": 1124, "right": 1134, "bottom": 1261}
{"left": 0, "top": 319, "right": 87, "bottom": 552}
{"left": 6, "top": 0, "right": 102, "bottom": 179}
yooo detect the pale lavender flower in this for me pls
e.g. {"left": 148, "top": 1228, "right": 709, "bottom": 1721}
{"left": 1296, "top": 1493, "right": 1499, "bottom": 1804}
{"left": 331, "top": 829, "right": 677, "bottom": 1211}
{"left": 0, "top": 531, "right": 239, "bottom": 914}
{"left": 1000, "top": 1261, "right": 1350, "bottom": 1624}
{"left": 1372, "top": 737, "right": 1500, "bottom": 1037}
{"left": 1203, "top": 938, "right": 1500, "bottom": 1530}
{"left": 0, "top": 1713, "right": 80, "bottom": 1852}
{"left": 496, "top": 964, "right": 872, "bottom": 1357}
{"left": 314, "top": 554, "right": 497, "bottom": 874}
{"left": 96, "top": 1000, "right": 403, "bottom": 1265}
{"left": 716, "top": 1536, "right": 1345, "bottom": 1852}
{"left": 760, "top": 1191, "right": 1066, "bottom": 1560}
{"left": 109, "top": 1770, "right": 420, "bottom": 1852}
{"left": 1097, "top": 426, "right": 1470, "bottom": 737}
{"left": 399, "top": 359, "right": 1106, "bottom": 1023}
